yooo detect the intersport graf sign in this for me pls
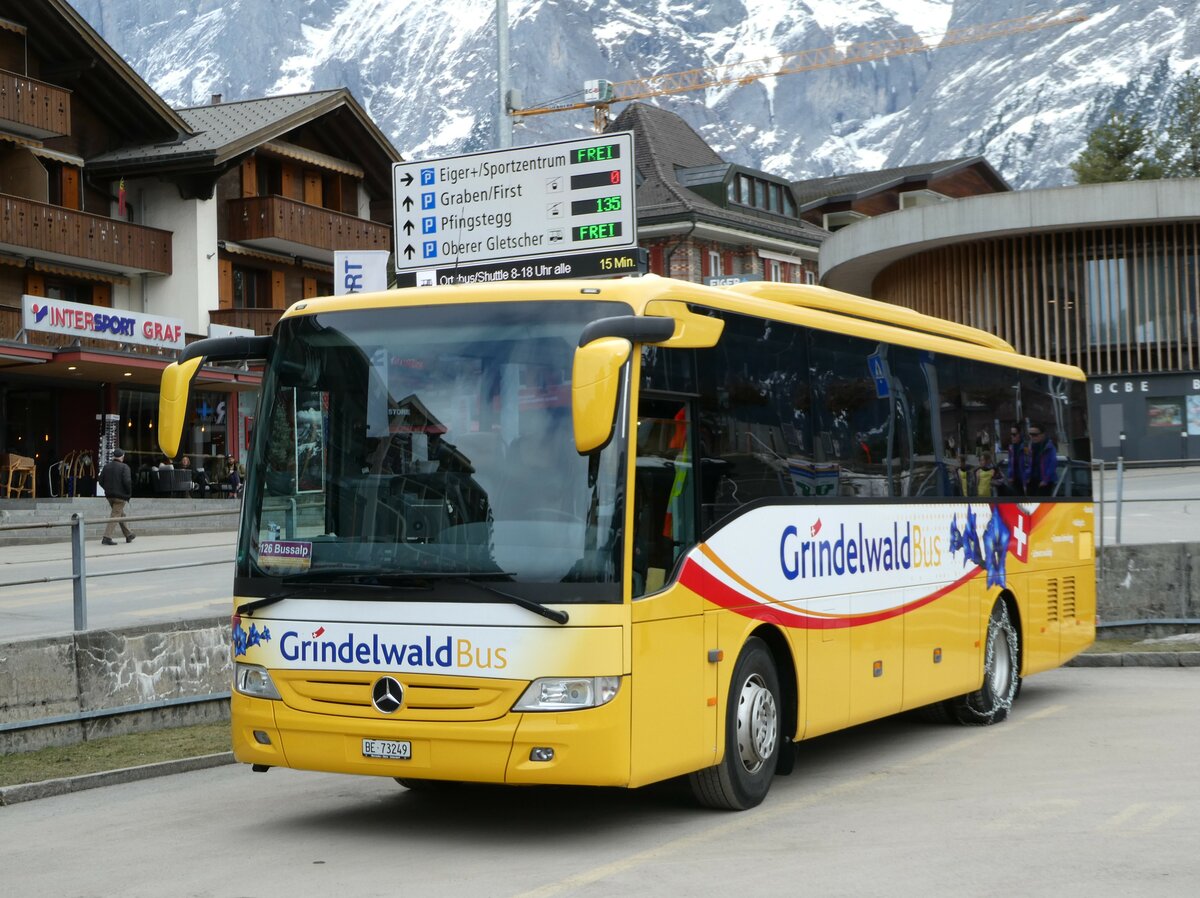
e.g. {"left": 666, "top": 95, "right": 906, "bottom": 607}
{"left": 22, "top": 294, "right": 185, "bottom": 350}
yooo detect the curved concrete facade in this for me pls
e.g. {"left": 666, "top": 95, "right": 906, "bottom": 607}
{"left": 820, "top": 180, "right": 1200, "bottom": 462}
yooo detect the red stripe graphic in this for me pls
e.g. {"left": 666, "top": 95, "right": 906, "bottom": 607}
{"left": 677, "top": 556, "right": 981, "bottom": 629}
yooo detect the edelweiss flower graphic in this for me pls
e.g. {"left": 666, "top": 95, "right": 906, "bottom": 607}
{"left": 232, "top": 621, "right": 273, "bottom": 657}
{"left": 982, "top": 510, "right": 1012, "bottom": 589}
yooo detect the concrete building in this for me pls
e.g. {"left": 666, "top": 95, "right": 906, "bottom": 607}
{"left": 818, "top": 178, "right": 1200, "bottom": 462}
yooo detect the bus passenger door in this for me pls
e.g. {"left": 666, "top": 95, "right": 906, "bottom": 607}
{"left": 849, "top": 600, "right": 903, "bottom": 726}
{"left": 904, "top": 576, "right": 980, "bottom": 710}
{"left": 629, "top": 397, "right": 715, "bottom": 785}
{"left": 804, "top": 600, "right": 850, "bottom": 737}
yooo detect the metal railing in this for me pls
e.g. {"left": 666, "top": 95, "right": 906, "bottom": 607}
{"left": 0, "top": 508, "right": 238, "bottom": 631}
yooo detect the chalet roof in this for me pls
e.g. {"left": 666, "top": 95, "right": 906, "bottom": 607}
{"left": 0, "top": 0, "right": 188, "bottom": 141}
{"left": 606, "top": 103, "right": 825, "bottom": 245}
{"left": 792, "top": 157, "right": 1010, "bottom": 209}
{"left": 87, "top": 89, "right": 401, "bottom": 172}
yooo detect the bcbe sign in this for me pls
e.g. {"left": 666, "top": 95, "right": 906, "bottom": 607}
{"left": 1092, "top": 379, "right": 1200, "bottom": 394}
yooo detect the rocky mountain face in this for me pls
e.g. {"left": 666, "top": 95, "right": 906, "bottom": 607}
{"left": 74, "top": 0, "right": 1200, "bottom": 188}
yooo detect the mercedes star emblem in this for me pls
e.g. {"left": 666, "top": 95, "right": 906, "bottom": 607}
{"left": 371, "top": 676, "right": 404, "bottom": 714}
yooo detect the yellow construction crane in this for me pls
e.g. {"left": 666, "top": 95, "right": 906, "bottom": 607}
{"left": 510, "top": 11, "right": 1087, "bottom": 132}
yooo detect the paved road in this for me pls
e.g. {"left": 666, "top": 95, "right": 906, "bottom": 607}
{"left": 2, "top": 667, "right": 1196, "bottom": 897}
{"left": 1096, "top": 464, "right": 1200, "bottom": 545}
{"left": 0, "top": 531, "right": 235, "bottom": 640}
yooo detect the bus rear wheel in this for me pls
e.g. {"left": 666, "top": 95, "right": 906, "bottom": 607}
{"left": 689, "top": 637, "right": 781, "bottom": 810}
{"left": 947, "top": 600, "right": 1020, "bottom": 725}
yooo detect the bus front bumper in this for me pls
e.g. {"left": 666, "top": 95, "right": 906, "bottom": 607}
{"left": 230, "top": 683, "right": 632, "bottom": 787}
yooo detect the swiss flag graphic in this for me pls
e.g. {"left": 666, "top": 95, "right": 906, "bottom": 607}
{"left": 998, "top": 506, "right": 1032, "bottom": 563}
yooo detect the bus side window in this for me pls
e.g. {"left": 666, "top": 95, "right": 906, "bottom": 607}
{"left": 695, "top": 311, "right": 808, "bottom": 527}
{"left": 632, "top": 398, "right": 696, "bottom": 597}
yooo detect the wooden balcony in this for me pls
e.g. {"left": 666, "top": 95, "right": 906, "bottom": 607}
{"left": 0, "top": 69, "right": 70, "bottom": 139}
{"left": 226, "top": 195, "right": 391, "bottom": 262}
{"left": 1, "top": 194, "right": 172, "bottom": 275}
{"left": 207, "top": 308, "right": 284, "bottom": 336}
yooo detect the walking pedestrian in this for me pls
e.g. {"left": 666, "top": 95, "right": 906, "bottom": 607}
{"left": 98, "top": 448, "right": 135, "bottom": 545}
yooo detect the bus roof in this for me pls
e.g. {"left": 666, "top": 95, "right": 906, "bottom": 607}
{"left": 280, "top": 275, "right": 1084, "bottom": 382}
{"left": 724, "top": 282, "right": 1016, "bottom": 354}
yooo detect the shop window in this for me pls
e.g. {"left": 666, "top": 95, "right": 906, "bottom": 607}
{"left": 1147, "top": 398, "right": 1184, "bottom": 431}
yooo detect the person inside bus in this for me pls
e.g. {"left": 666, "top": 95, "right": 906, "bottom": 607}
{"left": 1027, "top": 424, "right": 1058, "bottom": 496}
{"left": 1005, "top": 426, "right": 1026, "bottom": 495}
{"left": 960, "top": 451, "right": 998, "bottom": 497}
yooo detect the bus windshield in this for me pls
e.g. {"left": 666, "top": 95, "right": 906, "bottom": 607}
{"left": 237, "top": 300, "right": 630, "bottom": 602}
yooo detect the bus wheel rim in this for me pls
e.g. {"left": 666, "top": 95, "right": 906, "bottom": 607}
{"left": 989, "top": 626, "right": 1013, "bottom": 698}
{"left": 736, "top": 673, "right": 777, "bottom": 774}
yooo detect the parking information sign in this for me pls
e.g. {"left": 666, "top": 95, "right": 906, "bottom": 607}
{"left": 392, "top": 133, "right": 637, "bottom": 282}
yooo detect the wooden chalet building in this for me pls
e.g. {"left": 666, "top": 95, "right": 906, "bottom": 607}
{"left": 0, "top": 0, "right": 399, "bottom": 497}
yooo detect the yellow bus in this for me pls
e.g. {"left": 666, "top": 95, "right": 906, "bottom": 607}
{"left": 159, "top": 274, "right": 1094, "bottom": 810}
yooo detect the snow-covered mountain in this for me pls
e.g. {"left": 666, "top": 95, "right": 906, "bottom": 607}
{"left": 74, "top": 0, "right": 1200, "bottom": 189}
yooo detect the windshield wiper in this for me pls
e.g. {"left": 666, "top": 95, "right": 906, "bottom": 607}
{"left": 353, "top": 571, "right": 570, "bottom": 624}
{"left": 236, "top": 570, "right": 433, "bottom": 615}
{"left": 237, "top": 593, "right": 290, "bottom": 615}
{"left": 244, "top": 570, "right": 569, "bottom": 625}
{"left": 440, "top": 575, "right": 570, "bottom": 625}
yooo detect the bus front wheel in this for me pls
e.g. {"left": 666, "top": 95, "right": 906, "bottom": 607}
{"left": 948, "top": 600, "right": 1021, "bottom": 725}
{"left": 689, "top": 637, "right": 781, "bottom": 810}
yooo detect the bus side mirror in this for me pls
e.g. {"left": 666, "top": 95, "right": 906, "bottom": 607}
{"left": 158, "top": 334, "right": 273, "bottom": 459}
{"left": 573, "top": 337, "right": 632, "bottom": 454}
{"left": 158, "top": 357, "right": 204, "bottom": 459}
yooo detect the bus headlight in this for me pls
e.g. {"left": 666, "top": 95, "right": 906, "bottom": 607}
{"left": 235, "top": 663, "right": 281, "bottom": 700}
{"left": 513, "top": 676, "right": 621, "bottom": 711}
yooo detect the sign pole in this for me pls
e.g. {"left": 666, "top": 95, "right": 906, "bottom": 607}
{"left": 497, "top": 0, "right": 512, "bottom": 149}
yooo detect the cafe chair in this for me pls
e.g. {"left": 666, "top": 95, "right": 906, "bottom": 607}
{"left": 2, "top": 453, "right": 36, "bottom": 499}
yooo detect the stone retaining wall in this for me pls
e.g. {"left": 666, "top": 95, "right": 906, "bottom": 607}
{"left": 1097, "top": 542, "right": 1200, "bottom": 625}
{"left": 0, "top": 617, "right": 229, "bottom": 754}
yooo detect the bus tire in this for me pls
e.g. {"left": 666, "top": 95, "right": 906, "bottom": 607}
{"left": 689, "top": 637, "right": 781, "bottom": 810}
{"left": 947, "top": 600, "right": 1020, "bottom": 726}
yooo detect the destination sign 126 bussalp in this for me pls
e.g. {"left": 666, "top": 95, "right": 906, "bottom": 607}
{"left": 391, "top": 133, "right": 636, "bottom": 272}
